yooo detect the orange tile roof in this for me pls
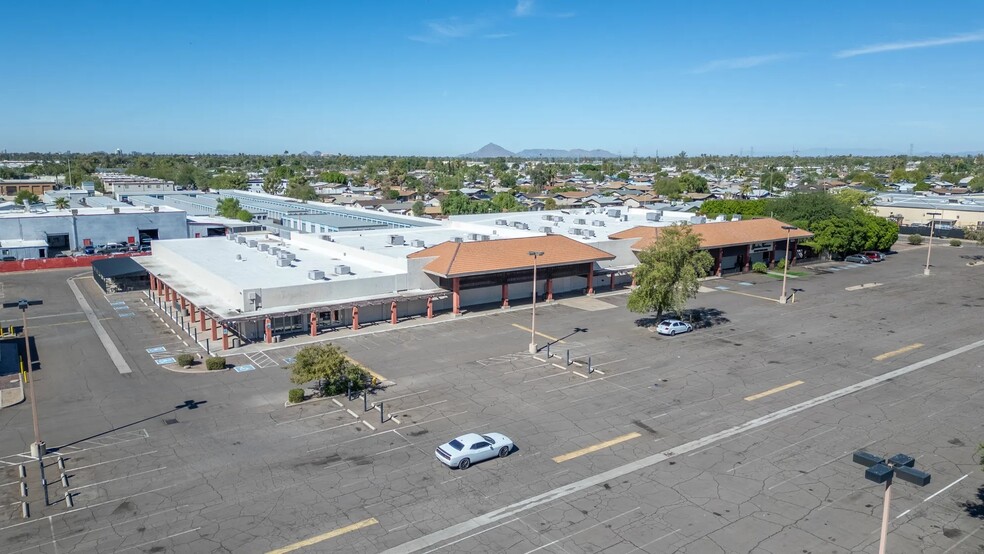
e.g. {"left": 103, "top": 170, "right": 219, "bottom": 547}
{"left": 608, "top": 218, "right": 814, "bottom": 251}
{"left": 408, "top": 235, "right": 615, "bottom": 278}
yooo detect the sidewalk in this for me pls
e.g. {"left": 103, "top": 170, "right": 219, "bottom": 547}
{"left": 0, "top": 378, "right": 24, "bottom": 409}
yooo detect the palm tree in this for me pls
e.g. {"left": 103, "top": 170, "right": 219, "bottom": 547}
{"left": 53, "top": 197, "right": 70, "bottom": 210}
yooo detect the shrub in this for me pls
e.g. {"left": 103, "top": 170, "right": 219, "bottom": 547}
{"left": 950, "top": 239, "right": 962, "bottom": 247}
{"left": 908, "top": 234, "right": 923, "bottom": 245}
{"left": 752, "top": 261, "right": 768, "bottom": 274}
{"left": 288, "top": 388, "right": 305, "bottom": 404}
{"left": 206, "top": 356, "right": 226, "bottom": 371}
{"left": 176, "top": 353, "right": 195, "bottom": 367}
{"left": 776, "top": 259, "right": 786, "bottom": 271}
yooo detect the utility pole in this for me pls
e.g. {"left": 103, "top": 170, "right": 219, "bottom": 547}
{"left": 3, "top": 299, "right": 44, "bottom": 456}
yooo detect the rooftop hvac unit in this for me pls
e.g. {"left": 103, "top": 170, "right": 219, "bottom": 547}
{"left": 538, "top": 226, "right": 553, "bottom": 234}
{"left": 715, "top": 214, "right": 726, "bottom": 222}
{"left": 259, "top": 243, "right": 270, "bottom": 252}
{"left": 607, "top": 208, "right": 621, "bottom": 218}
{"left": 452, "top": 237, "right": 463, "bottom": 243}
{"left": 235, "top": 254, "right": 242, "bottom": 261}
{"left": 569, "top": 228, "right": 583, "bottom": 235}
{"left": 467, "top": 233, "right": 479, "bottom": 240}
{"left": 113, "top": 208, "right": 120, "bottom": 214}
{"left": 584, "top": 229, "right": 596, "bottom": 238}
{"left": 321, "top": 235, "right": 333, "bottom": 242}
{"left": 227, "top": 233, "right": 236, "bottom": 240}
{"left": 495, "top": 219, "right": 508, "bottom": 225}
{"left": 389, "top": 235, "right": 405, "bottom": 245}
{"left": 237, "top": 236, "right": 247, "bottom": 244}
{"left": 334, "top": 265, "right": 351, "bottom": 275}
{"left": 591, "top": 220, "right": 605, "bottom": 227}
{"left": 622, "top": 215, "right": 629, "bottom": 222}
{"left": 248, "top": 240, "right": 258, "bottom": 248}
{"left": 554, "top": 216, "right": 564, "bottom": 222}
{"left": 410, "top": 239, "right": 425, "bottom": 247}
{"left": 276, "top": 258, "right": 291, "bottom": 267}
{"left": 731, "top": 214, "right": 742, "bottom": 221}
{"left": 646, "top": 211, "right": 661, "bottom": 222}
{"left": 270, "top": 246, "right": 280, "bottom": 256}
{"left": 283, "top": 252, "right": 296, "bottom": 262}
{"left": 153, "top": 206, "right": 159, "bottom": 213}
{"left": 542, "top": 214, "right": 553, "bottom": 221}
{"left": 512, "top": 221, "right": 524, "bottom": 228}
{"left": 480, "top": 235, "right": 490, "bottom": 241}
{"left": 520, "top": 223, "right": 529, "bottom": 230}
{"left": 574, "top": 218, "right": 586, "bottom": 224}
{"left": 308, "top": 270, "right": 325, "bottom": 280}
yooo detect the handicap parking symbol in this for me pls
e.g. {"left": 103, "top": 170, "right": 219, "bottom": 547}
{"left": 234, "top": 364, "right": 256, "bottom": 373}
{"left": 146, "top": 346, "right": 167, "bottom": 354}
{"left": 155, "top": 357, "right": 177, "bottom": 365}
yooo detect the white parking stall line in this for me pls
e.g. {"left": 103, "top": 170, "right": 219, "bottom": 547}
{"left": 374, "top": 390, "right": 431, "bottom": 403}
{"left": 276, "top": 409, "right": 346, "bottom": 425}
{"left": 71, "top": 450, "right": 159, "bottom": 471}
{"left": 363, "top": 421, "right": 377, "bottom": 431}
{"left": 116, "top": 527, "right": 202, "bottom": 553}
{"left": 392, "top": 400, "right": 447, "bottom": 414}
{"left": 68, "top": 467, "right": 166, "bottom": 492}
{"left": 523, "top": 372, "right": 572, "bottom": 383}
{"left": 290, "top": 420, "right": 360, "bottom": 439}
{"left": 896, "top": 473, "right": 969, "bottom": 520}
{"left": 503, "top": 361, "right": 555, "bottom": 375}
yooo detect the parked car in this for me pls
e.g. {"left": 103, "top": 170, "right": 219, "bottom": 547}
{"left": 82, "top": 245, "right": 95, "bottom": 255}
{"left": 435, "top": 432, "right": 513, "bottom": 470}
{"left": 863, "top": 251, "right": 886, "bottom": 262}
{"left": 844, "top": 254, "right": 872, "bottom": 264}
{"left": 656, "top": 319, "right": 693, "bottom": 336}
{"left": 96, "top": 242, "right": 126, "bottom": 254}
{"left": 1, "top": 256, "right": 16, "bottom": 262}
{"left": 139, "top": 244, "right": 151, "bottom": 253}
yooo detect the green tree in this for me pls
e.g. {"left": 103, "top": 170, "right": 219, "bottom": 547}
{"left": 760, "top": 170, "right": 786, "bottom": 192}
{"left": 13, "top": 190, "right": 40, "bottom": 205}
{"left": 386, "top": 189, "right": 400, "bottom": 200}
{"left": 544, "top": 198, "right": 558, "bottom": 210}
{"left": 627, "top": 225, "right": 714, "bottom": 321}
{"left": 499, "top": 172, "right": 517, "bottom": 188}
{"left": 968, "top": 175, "right": 984, "bottom": 193}
{"left": 210, "top": 172, "right": 248, "bottom": 190}
{"left": 216, "top": 197, "right": 243, "bottom": 218}
{"left": 913, "top": 182, "right": 931, "bottom": 192}
{"left": 679, "top": 173, "right": 709, "bottom": 193}
{"left": 53, "top": 197, "right": 70, "bottom": 210}
{"left": 284, "top": 344, "right": 370, "bottom": 396}
{"left": 236, "top": 209, "right": 254, "bottom": 222}
{"left": 491, "top": 192, "right": 524, "bottom": 212}
{"left": 285, "top": 175, "right": 317, "bottom": 201}
{"left": 411, "top": 200, "right": 425, "bottom": 217}
{"left": 319, "top": 171, "right": 348, "bottom": 184}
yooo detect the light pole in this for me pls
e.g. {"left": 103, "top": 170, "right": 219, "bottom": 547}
{"left": 3, "top": 299, "right": 44, "bottom": 457}
{"left": 853, "top": 451, "right": 931, "bottom": 554}
{"left": 778, "top": 225, "right": 797, "bottom": 304}
{"left": 528, "top": 251, "right": 544, "bottom": 354}
{"left": 924, "top": 212, "right": 941, "bottom": 276}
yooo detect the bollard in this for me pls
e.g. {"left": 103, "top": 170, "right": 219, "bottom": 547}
{"left": 347, "top": 380, "right": 351, "bottom": 401}
{"left": 546, "top": 343, "right": 551, "bottom": 359}
{"left": 21, "top": 502, "right": 29, "bottom": 519}
{"left": 380, "top": 401, "right": 384, "bottom": 424}
{"left": 20, "top": 482, "right": 27, "bottom": 497}
{"left": 194, "top": 327, "right": 198, "bottom": 342}
{"left": 19, "top": 464, "right": 26, "bottom": 478}
{"left": 61, "top": 473, "right": 69, "bottom": 488}
{"left": 363, "top": 390, "right": 368, "bottom": 412}
{"left": 566, "top": 349, "right": 571, "bottom": 367}
{"left": 205, "top": 339, "right": 210, "bottom": 356}
{"left": 57, "top": 457, "right": 65, "bottom": 470}
{"left": 41, "top": 478, "right": 49, "bottom": 507}
{"left": 588, "top": 356, "right": 593, "bottom": 374}
{"left": 65, "top": 492, "right": 74, "bottom": 508}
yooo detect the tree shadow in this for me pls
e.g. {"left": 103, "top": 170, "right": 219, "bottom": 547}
{"left": 961, "top": 485, "right": 984, "bottom": 519}
{"left": 634, "top": 307, "right": 730, "bottom": 330}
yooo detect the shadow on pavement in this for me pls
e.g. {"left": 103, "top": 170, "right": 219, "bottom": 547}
{"left": 52, "top": 399, "right": 208, "bottom": 452}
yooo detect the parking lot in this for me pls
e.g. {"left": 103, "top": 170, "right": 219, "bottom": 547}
{"left": 1, "top": 243, "right": 984, "bottom": 553}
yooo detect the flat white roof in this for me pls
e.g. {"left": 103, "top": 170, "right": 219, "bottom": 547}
{"left": 0, "top": 205, "right": 185, "bottom": 218}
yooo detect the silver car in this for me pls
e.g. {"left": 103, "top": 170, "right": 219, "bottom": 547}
{"left": 656, "top": 319, "right": 693, "bottom": 336}
{"left": 436, "top": 432, "right": 513, "bottom": 469}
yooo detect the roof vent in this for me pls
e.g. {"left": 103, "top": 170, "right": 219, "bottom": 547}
{"left": 646, "top": 212, "right": 660, "bottom": 222}
{"left": 467, "top": 233, "right": 479, "bottom": 240}
{"left": 113, "top": 207, "right": 120, "bottom": 214}
{"left": 389, "top": 234, "right": 405, "bottom": 245}
{"left": 153, "top": 206, "right": 159, "bottom": 213}
{"left": 480, "top": 235, "right": 490, "bottom": 241}
{"left": 622, "top": 215, "right": 629, "bottom": 222}
{"left": 495, "top": 219, "right": 508, "bottom": 226}
{"left": 538, "top": 226, "right": 553, "bottom": 234}
{"left": 591, "top": 220, "right": 605, "bottom": 227}
{"left": 237, "top": 236, "right": 247, "bottom": 244}
{"left": 308, "top": 270, "right": 325, "bottom": 280}
{"left": 410, "top": 239, "right": 425, "bottom": 247}
{"left": 574, "top": 218, "right": 586, "bottom": 224}
{"left": 236, "top": 254, "right": 242, "bottom": 261}
{"left": 452, "top": 237, "right": 463, "bottom": 243}
{"left": 334, "top": 265, "right": 351, "bottom": 275}
{"left": 607, "top": 208, "right": 621, "bottom": 218}
{"left": 276, "top": 258, "right": 291, "bottom": 267}
{"left": 270, "top": 246, "right": 280, "bottom": 256}
{"left": 248, "top": 239, "right": 258, "bottom": 248}
{"left": 227, "top": 233, "right": 236, "bottom": 240}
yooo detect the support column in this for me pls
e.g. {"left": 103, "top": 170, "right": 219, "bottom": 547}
{"left": 744, "top": 244, "right": 752, "bottom": 273}
{"left": 190, "top": 304, "right": 197, "bottom": 323}
{"left": 631, "top": 274, "right": 637, "bottom": 288}
{"left": 158, "top": 278, "right": 164, "bottom": 296}
{"left": 610, "top": 272, "right": 616, "bottom": 290}
{"left": 179, "top": 295, "right": 187, "bottom": 312}
{"left": 546, "top": 278, "right": 554, "bottom": 301}
{"left": 310, "top": 312, "right": 317, "bottom": 336}
{"left": 789, "top": 240, "right": 798, "bottom": 266}
{"left": 452, "top": 278, "right": 461, "bottom": 315}
{"left": 264, "top": 317, "right": 272, "bottom": 343}
{"left": 164, "top": 285, "right": 171, "bottom": 302}
{"left": 222, "top": 327, "right": 229, "bottom": 350}
{"left": 768, "top": 247, "right": 776, "bottom": 268}
{"left": 199, "top": 308, "right": 207, "bottom": 331}
{"left": 149, "top": 274, "right": 156, "bottom": 297}
{"left": 352, "top": 307, "right": 360, "bottom": 331}
{"left": 586, "top": 265, "right": 595, "bottom": 295}
{"left": 211, "top": 318, "right": 219, "bottom": 341}
{"left": 715, "top": 248, "right": 724, "bottom": 276}
{"left": 501, "top": 283, "right": 509, "bottom": 308}
{"left": 390, "top": 301, "right": 397, "bottom": 324}
{"left": 426, "top": 297, "right": 433, "bottom": 319}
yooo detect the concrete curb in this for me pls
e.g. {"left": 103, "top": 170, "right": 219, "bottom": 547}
{"left": 164, "top": 365, "right": 230, "bottom": 374}
{"left": 0, "top": 380, "right": 25, "bottom": 409}
{"left": 68, "top": 276, "right": 132, "bottom": 375}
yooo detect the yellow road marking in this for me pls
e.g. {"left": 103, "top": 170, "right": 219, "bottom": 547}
{"left": 744, "top": 380, "right": 805, "bottom": 401}
{"left": 552, "top": 432, "right": 641, "bottom": 463}
{"left": 873, "top": 343, "right": 923, "bottom": 361}
{"left": 720, "top": 289, "right": 781, "bottom": 303}
{"left": 512, "top": 323, "right": 564, "bottom": 343}
{"left": 266, "top": 517, "right": 379, "bottom": 554}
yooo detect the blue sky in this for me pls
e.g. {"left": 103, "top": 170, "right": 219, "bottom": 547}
{"left": 4, "top": 1, "right": 983, "bottom": 156}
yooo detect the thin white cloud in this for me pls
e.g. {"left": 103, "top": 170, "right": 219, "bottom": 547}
{"left": 409, "top": 17, "right": 488, "bottom": 43}
{"left": 835, "top": 30, "right": 984, "bottom": 58}
{"left": 691, "top": 53, "right": 793, "bottom": 74}
{"left": 483, "top": 33, "right": 513, "bottom": 39}
{"left": 514, "top": 0, "right": 534, "bottom": 17}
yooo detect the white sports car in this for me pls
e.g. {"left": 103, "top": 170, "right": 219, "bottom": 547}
{"left": 435, "top": 432, "right": 514, "bottom": 469}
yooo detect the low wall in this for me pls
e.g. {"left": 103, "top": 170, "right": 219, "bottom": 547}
{"left": 0, "top": 253, "right": 150, "bottom": 273}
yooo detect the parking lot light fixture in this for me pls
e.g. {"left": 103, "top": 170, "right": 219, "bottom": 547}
{"left": 2, "top": 299, "right": 44, "bottom": 457}
{"left": 779, "top": 225, "right": 797, "bottom": 304}
{"left": 924, "top": 212, "right": 941, "bottom": 276}
{"left": 852, "top": 450, "right": 931, "bottom": 554}
{"left": 528, "top": 251, "right": 544, "bottom": 354}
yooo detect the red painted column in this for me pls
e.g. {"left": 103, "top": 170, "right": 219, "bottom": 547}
{"left": 744, "top": 244, "right": 752, "bottom": 273}
{"left": 715, "top": 248, "right": 724, "bottom": 276}
{"left": 452, "top": 278, "right": 461, "bottom": 315}
{"left": 789, "top": 240, "right": 798, "bottom": 266}
{"left": 426, "top": 297, "right": 433, "bottom": 319}
{"left": 189, "top": 304, "right": 197, "bottom": 323}
{"left": 211, "top": 320, "right": 219, "bottom": 341}
{"left": 179, "top": 295, "right": 187, "bottom": 312}
{"left": 546, "top": 278, "right": 553, "bottom": 301}
{"left": 768, "top": 247, "right": 776, "bottom": 268}
{"left": 501, "top": 283, "right": 509, "bottom": 308}
{"left": 352, "top": 307, "right": 360, "bottom": 331}
{"left": 222, "top": 327, "right": 229, "bottom": 350}
{"left": 610, "top": 272, "right": 616, "bottom": 290}
{"left": 199, "top": 308, "right": 207, "bottom": 331}
{"left": 390, "top": 301, "right": 398, "bottom": 324}
{"left": 149, "top": 274, "right": 156, "bottom": 296}
{"left": 586, "top": 265, "right": 595, "bottom": 295}
{"left": 310, "top": 312, "right": 317, "bottom": 336}
{"left": 264, "top": 317, "right": 272, "bottom": 343}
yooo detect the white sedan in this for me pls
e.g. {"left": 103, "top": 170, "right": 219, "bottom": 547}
{"left": 656, "top": 319, "right": 693, "bottom": 336}
{"left": 435, "top": 432, "right": 514, "bottom": 469}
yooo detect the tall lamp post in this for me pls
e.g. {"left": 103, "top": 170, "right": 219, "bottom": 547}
{"left": 924, "top": 212, "right": 941, "bottom": 276}
{"left": 528, "top": 251, "right": 544, "bottom": 354}
{"left": 778, "top": 225, "right": 797, "bottom": 304}
{"left": 853, "top": 451, "right": 931, "bottom": 554}
{"left": 2, "top": 299, "right": 44, "bottom": 457}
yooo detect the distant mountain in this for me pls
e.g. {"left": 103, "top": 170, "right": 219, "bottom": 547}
{"left": 461, "top": 143, "right": 619, "bottom": 159}
{"left": 517, "top": 148, "right": 619, "bottom": 159}
{"left": 463, "top": 143, "right": 516, "bottom": 158}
